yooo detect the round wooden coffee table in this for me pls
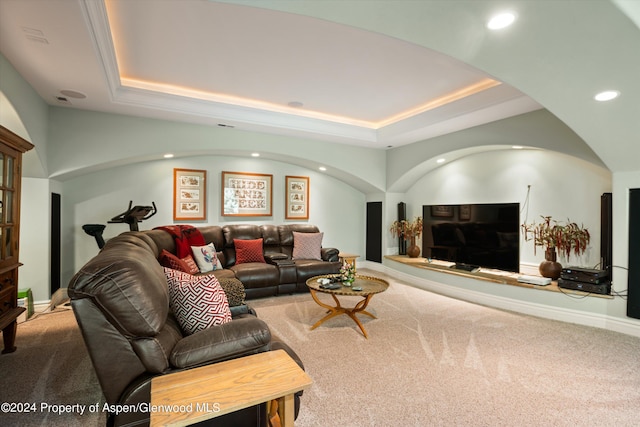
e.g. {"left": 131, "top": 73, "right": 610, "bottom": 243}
{"left": 306, "top": 274, "right": 389, "bottom": 338}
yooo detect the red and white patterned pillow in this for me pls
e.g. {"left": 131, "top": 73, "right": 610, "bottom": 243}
{"left": 163, "top": 267, "right": 232, "bottom": 335}
{"left": 292, "top": 231, "right": 323, "bottom": 260}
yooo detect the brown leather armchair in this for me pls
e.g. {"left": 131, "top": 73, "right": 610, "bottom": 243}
{"left": 69, "top": 231, "right": 304, "bottom": 427}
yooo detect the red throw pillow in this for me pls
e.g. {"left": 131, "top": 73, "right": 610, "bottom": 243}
{"left": 159, "top": 249, "right": 199, "bottom": 274}
{"left": 234, "top": 238, "right": 266, "bottom": 264}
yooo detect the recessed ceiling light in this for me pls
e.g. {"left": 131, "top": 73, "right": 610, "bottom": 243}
{"left": 436, "top": 158, "right": 446, "bottom": 164}
{"left": 487, "top": 12, "right": 516, "bottom": 30}
{"left": 512, "top": 145, "right": 523, "bottom": 149}
{"left": 163, "top": 153, "right": 174, "bottom": 158}
{"left": 319, "top": 166, "right": 327, "bottom": 171}
{"left": 594, "top": 90, "right": 620, "bottom": 102}
{"left": 251, "top": 152, "right": 260, "bottom": 157}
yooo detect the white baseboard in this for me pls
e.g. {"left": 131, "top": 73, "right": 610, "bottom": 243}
{"left": 360, "top": 260, "right": 640, "bottom": 338}
{"left": 31, "top": 288, "right": 70, "bottom": 314}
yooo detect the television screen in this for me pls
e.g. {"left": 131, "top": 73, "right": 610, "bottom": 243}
{"left": 422, "top": 203, "right": 520, "bottom": 273}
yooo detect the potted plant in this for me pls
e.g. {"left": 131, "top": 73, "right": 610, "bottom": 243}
{"left": 390, "top": 216, "right": 423, "bottom": 258}
{"left": 521, "top": 216, "right": 591, "bottom": 279}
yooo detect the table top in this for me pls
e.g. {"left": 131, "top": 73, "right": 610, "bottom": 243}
{"left": 306, "top": 274, "right": 389, "bottom": 296}
{"left": 338, "top": 252, "right": 360, "bottom": 259}
{"left": 150, "top": 349, "right": 311, "bottom": 426}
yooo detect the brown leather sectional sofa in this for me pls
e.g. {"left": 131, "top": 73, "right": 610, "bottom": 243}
{"left": 151, "top": 223, "right": 342, "bottom": 298}
{"left": 68, "top": 223, "right": 340, "bottom": 426}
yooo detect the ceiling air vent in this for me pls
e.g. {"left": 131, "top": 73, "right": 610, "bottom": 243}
{"left": 54, "top": 96, "right": 72, "bottom": 105}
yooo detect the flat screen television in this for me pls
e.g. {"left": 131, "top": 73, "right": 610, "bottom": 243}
{"left": 422, "top": 203, "right": 520, "bottom": 273}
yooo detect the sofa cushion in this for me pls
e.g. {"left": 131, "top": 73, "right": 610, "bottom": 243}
{"left": 230, "top": 263, "right": 280, "bottom": 288}
{"left": 164, "top": 268, "right": 232, "bottom": 335}
{"left": 169, "top": 316, "right": 271, "bottom": 369}
{"left": 191, "top": 242, "right": 223, "bottom": 272}
{"left": 159, "top": 249, "right": 199, "bottom": 274}
{"left": 130, "top": 315, "right": 183, "bottom": 373}
{"left": 295, "top": 259, "right": 342, "bottom": 282}
{"left": 234, "top": 238, "right": 266, "bottom": 264}
{"left": 292, "top": 231, "right": 323, "bottom": 260}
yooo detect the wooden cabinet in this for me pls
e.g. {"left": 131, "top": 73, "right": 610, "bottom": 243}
{"left": 0, "top": 126, "right": 34, "bottom": 354}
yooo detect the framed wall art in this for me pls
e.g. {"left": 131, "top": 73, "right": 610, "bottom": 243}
{"left": 459, "top": 204, "right": 471, "bottom": 220}
{"left": 285, "top": 175, "right": 309, "bottom": 220}
{"left": 221, "top": 171, "right": 273, "bottom": 216}
{"left": 430, "top": 205, "right": 454, "bottom": 218}
{"left": 173, "top": 168, "right": 206, "bottom": 221}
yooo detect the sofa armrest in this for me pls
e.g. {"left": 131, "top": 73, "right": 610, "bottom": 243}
{"left": 169, "top": 317, "right": 271, "bottom": 369}
{"left": 321, "top": 247, "right": 339, "bottom": 262}
{"left": 230, "top": 304, "right": 257, "bottom": 318}
{"left": 264, "top": 252, "right": 290, "bottom": 264}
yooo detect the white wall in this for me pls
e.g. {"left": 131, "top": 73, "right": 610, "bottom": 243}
{"left": 19, "top": 178, "right": 51, "bottom": 302}
{"left": 60, "top": 155, "right": 365, "bottom": 287}
{"left": 375, "top": 148, "right": 640, "bottom": 336}
{"left": 398, "top": 149, "right": 612, "bottom": 270}
{"left": 47, "top": 107, "right": 386, "bottom": 193}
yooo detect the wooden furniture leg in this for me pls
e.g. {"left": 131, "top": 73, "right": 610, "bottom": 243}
{"left": 308, "top": 289, "right": 378, "bottom": 338}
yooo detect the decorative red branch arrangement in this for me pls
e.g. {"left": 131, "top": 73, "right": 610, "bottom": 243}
{"left": 521, "top": 215, "right": 590, "bottom": 260}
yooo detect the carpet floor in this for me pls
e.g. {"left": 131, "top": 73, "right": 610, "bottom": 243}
{"left": 0, "top": 307, "right": 106, "bottom": 426}
{"left": 250, "top": 269, "right": 640, "bottom": 426}
{"left": 1, "top": 269, "right": 639, "bottom": 426}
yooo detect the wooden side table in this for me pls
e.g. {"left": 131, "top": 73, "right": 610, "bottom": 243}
{"left": 150, "top": 349, "right": 312, "bottom": 426}
{"left": 306, "top": 274, "right": 389, "bottom": 338}
{"left": 338, "top": 253, "right": 360, "bottom": 272}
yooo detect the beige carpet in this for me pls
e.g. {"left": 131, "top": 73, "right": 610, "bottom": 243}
{"left": 1, "top": 271, "right": 639, "bottom": 426}
{"left": 0, "top": 307, "right": 105, "bottom": 426}
{"left": 250, "top": 269, "right": 640, "bottom": 427}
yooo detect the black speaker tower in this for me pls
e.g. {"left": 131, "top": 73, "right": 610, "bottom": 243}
{"left": 398, "top": 202, "right": 407, "bottom": 255}
{"left": 51, "top": 193, "right": 61, "bottom": 296}
{"left": 366, "top": 202, "right": 383, "bottom": 263}
{"left": 601, "top": 193, "right": 613, "bottom": 280}
{"left": 628, "top": 189, "right": 640, "bottom": 319}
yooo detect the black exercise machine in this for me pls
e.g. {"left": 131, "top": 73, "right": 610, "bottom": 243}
{"left": 82, "top": 224, "right": 107, "bottom": 249}
{"left": 83, "top": 201, "right": 157, "bottom": 249}
{"left": 108, "top": 200, "right": 157, "bottom": 232}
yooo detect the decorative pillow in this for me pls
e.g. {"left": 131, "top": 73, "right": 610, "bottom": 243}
{"left": 163, "top": 267, "right": 232, "bottom": 335}
{"left": 292, "top": 231, "right": 323, "bottom": 260}
{"left": 234, "top": 238, "right": 266, "bottom": 264}
{"left": 191, "top": 243, "right": 223, "bottom": 273}
{"left": 218, "top": 278, "right": 246, "bottom": 307}
{"left": 159, "top": 250, "right": 199, "bottom": 274}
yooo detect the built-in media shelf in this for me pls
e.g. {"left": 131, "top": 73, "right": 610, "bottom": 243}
{"left": 385, "top": 255, "right": 613, "bottom": 299}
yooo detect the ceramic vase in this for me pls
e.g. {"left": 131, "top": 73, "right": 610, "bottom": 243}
{"left": 539, "top": 247, "right": 562, "bottom": 279}
{"left": 407, "top": 236, "right": 421, "bottom": 258}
